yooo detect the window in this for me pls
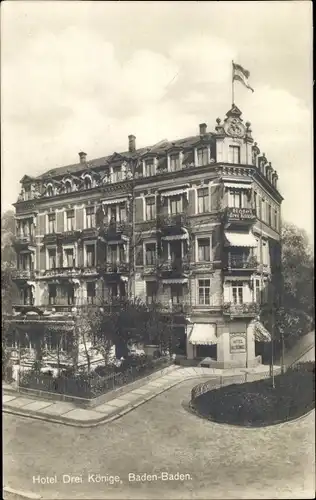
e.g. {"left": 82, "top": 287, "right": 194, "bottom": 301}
{"left": 119, "top": 203, "right": 126, "bottom": 222}
{"left": 83, "top": 177, "right": 92, "bottom": 190}
{"left": 108, "top": 245, "right": 117, "bottom": 264}
{"left": 112, "top": 167, "right": 122, "bottom": 183}
{"left": 145, "top": 243, "right": 156, "bottom": 265}
{"left": 198, "top": 279, "right": 210, "bottom": 305}
{"left": 145, "top": 197, "right": 156, "bottom": 220}
{"left": 48, "top": 213, "right": 56, "bottom": 234}
{"left": 197, "top": 188, "right": 209, "bottom": 213}
{"left": 67, "top": 285, "right": 75, "bottom": 305}
{"left": 230, "top": 189, "right": 243, "bottom": 208}
{"left": 86, "top": 244, "right": 95, "bottom": 267}
{"left": 198, "top": 238, "right": 210, "bottom": 261}
{"left": 268, "top": 204, "right": 272, "bottom": 226}
{"left": 48, "top": 248, "right": 56, "bottom": 269}
{"left": 146, "top": 282, "right": 157, "bottom": 304}
{"left": 274, "top": 209, "right": 279, "bottom": 231}
{"left": 19, "top": 253, "right": 29, "bottom": 270}
{"left": 66, "top": 210, "right": 75, "bottom": 231}
{"left": 170, "top": 195, "right": 182, "bottom": 214}
{"left": 109, "top": 206, "right": 117, "bottom": 222}
{"left": 64, "top": 181, "right": 72, "bottom": 194}
{"left": 85, "top": 206, "right": 95, "bottom": 228}
{"left": 48, "top": 284, "right": 57, "bottom": 305}
{"left": 170, "top": 154, "right": 180, "bottom": 172}
{"left": 228, "top": 145, "right": 241, "bottom": 164}
{"left": 145, "top": 159, "right": 155, "bottom": 177}
{"left": 110, "top": 283, "right": 118, "bottom": 298}
{"left": 118, "top": 244, "right": 125, "bottom": 263}
{"left": 232, "top": 281, "right": 244, "bottom": 304}
{"left": 197, "top": 147, "right": 209, "bottom": 166}
{"left": 46, "top": 185, "right": 53, "bottom": 197}
{"left": 171, "top": 284, "right": 183, "bottom": 304}
{"left": 87, "top": 282, "right": 96, "bottom": 304}
{"left": 64, "top": 248, "right": 74, "bottom": 268}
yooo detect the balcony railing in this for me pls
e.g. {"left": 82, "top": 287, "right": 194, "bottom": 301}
{"left": 81, "top": 227, "right": 99, "bottom": 239}
{"left": 159, "top": 257, "right": 190, "bottom": 274}
{"left": 11, "top": 269, "right": 35, "bottom": 280}
{"left": 43, "top": 233, "right": 59, "bottom": 244}
{"left": 157, "top": 213, "right": 188, "bottom": 230}
{"left": 191, "top": 261, "right": 213, "bottom": 273}
{"left": 101, "top": 219, "right": 131, "bottom": 239}
{"left": 143, "top": 264, "right": 157, "bottom": 276}
{"left": 14, "top": 234, "right": 36, "bottom": 247}
{"left": 224, "top": 207, "right": 256, "bottom": 224}
{"left": 223, "top": 302, "right": 259, "bottom": 317}
{"left": 104, "top": 262, "right": 129, "bottom": 274}
{"left": 227, "top": 256, "right": 258, "bottom": 270}
{"left": 44, "top": 267, "right": 81, "bottom": 278}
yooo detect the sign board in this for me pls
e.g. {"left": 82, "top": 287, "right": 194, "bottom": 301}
{"left": 230, "top": 333, "right": 246, "bottom": 353}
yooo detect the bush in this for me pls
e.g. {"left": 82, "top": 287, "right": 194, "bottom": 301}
{"left": 191, "top": 363, "right": 315, "bottom": 427}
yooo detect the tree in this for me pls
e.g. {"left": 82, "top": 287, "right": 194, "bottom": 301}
{"left": 261, "top": 222, "right": 314, "bottom": 350}
{"left": 1, "top": 210, "right": 16, "bottom": 267}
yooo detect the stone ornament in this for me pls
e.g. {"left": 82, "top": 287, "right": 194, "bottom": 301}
{"left": 224, "top": 117, "right": 246, "bottom": 138}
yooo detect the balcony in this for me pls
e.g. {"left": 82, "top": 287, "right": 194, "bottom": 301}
{"left": 13, "top": 234, "right": 36, "bottom": 250}
{"left": 59, "top": 230, "right": 81, "bottom": 243}
{"left": 158, "top": 257, "right": 190, "bottom": 280}
{"left": 104, "top": 262, "right": 129, "bottom": 274}
{"left": 81, "top": 266, "right": 98, "bottom": 277}
{"left": 143, "top": 264, "right": 157, "bottom": 276}
{"left": 224, "top": 207, "right": 256, "bottom": 228}
{"left": 157, "top": 213, "right": 189, "bottom": 235}
{"left": 43, "top": 233, "right": 59, "bottom": 245}
{"left": 11, "top": 269, "right": 35, "bottom": 281}
{"left": 191, "top": 261, "right": 213, "bottom": 273}
{"left": 223, "top": 302, "right": 260, "bottom": 318}
{"left": 100, "top": 219, "right": 131, "bottom": 241}
{"left": 224, "top": 255, "right": 258, "bottom": 272}
{"left": 43, "top": 267, "right": 81, "bottom": 279}
{"left": 81, "top": 227, "right": 99, "bottom": 240}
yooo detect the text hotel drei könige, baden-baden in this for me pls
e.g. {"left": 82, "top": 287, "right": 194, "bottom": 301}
{"left": 32, "top": 472, "right": 193, "bottom": 484}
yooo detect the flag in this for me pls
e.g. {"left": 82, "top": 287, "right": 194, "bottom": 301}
{"left": 232, "top": 62, "right": 254, "bottom": 93}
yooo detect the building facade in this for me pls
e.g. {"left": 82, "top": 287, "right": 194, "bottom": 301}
{"left": 10, "top": 105, "right": 283, "bottom": 368}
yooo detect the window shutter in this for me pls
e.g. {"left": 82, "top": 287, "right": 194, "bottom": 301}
{"left": 187, "top": 189, "right": 196, "bottom": 215}
{"left": 135, "top": 244, "right": 143, "bottom": 265}
{"left": 76, "top": 207, "right": 84, "bottom": 230}
{"left": 39, "top": 247, "right": 46, "bottom": 270}
{"left": 135, "top": 198, "right": 143, "bottom": 222}
{"left": 56, "top": 211, "right": 64, "bottom": 233}
{"left": 210, "top": 184, "right": 221, "bottom": 211}
{"left": 37, "top": 214, "right": 46, "bottom": 236}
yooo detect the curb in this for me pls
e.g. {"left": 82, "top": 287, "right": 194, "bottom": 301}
{"left": 3, "top": 369, "right": 276, "bottom": 428}
{"left": 3, "top": 375, "right": 216, "bottom": 428}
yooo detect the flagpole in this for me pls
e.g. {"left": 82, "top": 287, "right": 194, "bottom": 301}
{"left": 232, "top": 60, "right": 235, "bottom": 105}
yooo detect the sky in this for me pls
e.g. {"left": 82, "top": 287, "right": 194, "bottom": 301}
{"left": 1, "top": 1, "right": 313, "bottom": 239}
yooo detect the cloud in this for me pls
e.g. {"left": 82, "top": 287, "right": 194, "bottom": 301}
{"left": 1, "top": 11, "right": 312, "bottom": 238}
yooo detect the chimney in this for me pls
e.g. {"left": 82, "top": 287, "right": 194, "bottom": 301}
{"left": 78, "top": 151, "right": 87, "bottom": 164}
{"left": 199, "top": 123, "right": 207, "bottom": 135}
{"left": 128, "top": 135, "right": 136, "bottom": 152}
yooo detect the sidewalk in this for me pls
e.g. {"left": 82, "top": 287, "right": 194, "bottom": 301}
{"left": 3, "top": 364, "right": 278, "bottom": 428}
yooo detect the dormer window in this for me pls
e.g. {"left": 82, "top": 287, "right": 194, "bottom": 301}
{"left": 228, "top": 145, "right": 240, "bottom": 164}
{"left": 64, "top": 180, "right": 72, "bottom": 194}
{"left": 170, "top": 153, "right": 180, "bottom": 172}
{"left": 197, "top": 147, "right": 209, "bottom": 166}
{"left": 83, "top": 176, "right": 92, "bottom": 190}
{"left": 144, "top": 159, "right": 155, "bottom": 177}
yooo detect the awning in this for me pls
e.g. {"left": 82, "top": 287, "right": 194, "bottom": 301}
{"left": 224, "top": 182, "right": 252, "bottom": 190}
{"left": 102, "top": 198, "right": 127, "bottom": 205}
{"left": 161, "top": 278, "right": 188, "bottom": 284}
{"left": 161, "top": 234, "right": 188, "bottom": 241}
{"left": 254, "top": 321, "right": 271, "bottom": 342}
{"left": 189, "top": 323, "right": 217, "bottom": 345}
{"left": 26, "top": 281, "right": 36, "bottom": 287}
{"left": 224, "top": 231, "right": 257, "bottom": 247}
{"left": 160, "top": 189, "right": 188, "bottom": 198}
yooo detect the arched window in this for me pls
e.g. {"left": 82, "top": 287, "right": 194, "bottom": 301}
{"left": 46, "top": 185, "right": 53, "bottom": 197}
{"left": 83, "top": 176, "right": 92, "bottom": 190}
{"left": 64, "top": 181, "right": 72, "bottom": 194}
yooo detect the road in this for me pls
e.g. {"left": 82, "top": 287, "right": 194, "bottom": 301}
{"left": 3, "top": 378, "right": 315, "bottom": 499}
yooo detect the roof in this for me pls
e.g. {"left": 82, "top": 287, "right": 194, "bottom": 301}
{"left": 35, "top": 134, "right": 213, "bottom": 181}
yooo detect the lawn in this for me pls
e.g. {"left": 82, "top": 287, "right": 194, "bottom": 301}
{"left": 191, "top": 363, "right": 315, "bottom": 427}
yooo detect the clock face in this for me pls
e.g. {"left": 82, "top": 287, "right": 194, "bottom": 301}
{"left": 224, "top": 118, "right": 246, "bottom": 138}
